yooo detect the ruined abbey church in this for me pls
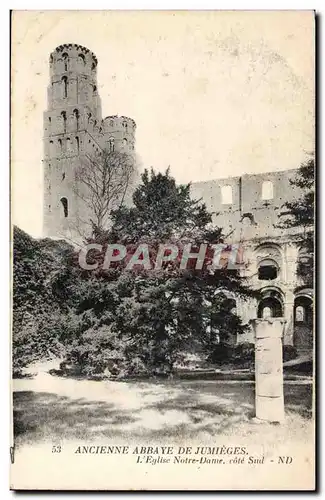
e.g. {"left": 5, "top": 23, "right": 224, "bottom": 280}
{"left": 43, "top": 44, "right": 313, "bottom": 353}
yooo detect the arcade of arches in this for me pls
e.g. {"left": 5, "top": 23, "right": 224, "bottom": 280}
{"left": 235, "top": 242, "right": 314, "bottom": 355}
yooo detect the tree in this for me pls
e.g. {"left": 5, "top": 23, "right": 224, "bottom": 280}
{"left": 74, "top": 149, "right": 136, "bottom": 237}
{"left": 12, "top": 226, "right": 76, "bottom": 374}
{"left": 279, "top": 157, "right": 314, "bottom": 284}
{"left": 68, "top": 169, "right": 257, "bottom": 376}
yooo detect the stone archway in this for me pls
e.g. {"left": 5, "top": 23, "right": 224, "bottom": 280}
{"left": 293, "top": 289, "right": 313, "bottom": 354}
{"left": 257, "top": 287, "right": 284, "bottom": 319}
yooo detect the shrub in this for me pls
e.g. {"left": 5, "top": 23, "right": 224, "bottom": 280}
{"left": 282, "top": 344, "right": 298, "bottom": 362}
{"left": 231, "top": 342, "right": 255, "bottom": 366}
{"left": 208, "top": 342, "right": 255, "bottom": 367}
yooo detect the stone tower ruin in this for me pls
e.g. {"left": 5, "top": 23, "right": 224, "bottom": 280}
{"left": 43, "top": 43, "right": 136, "bottom": 241}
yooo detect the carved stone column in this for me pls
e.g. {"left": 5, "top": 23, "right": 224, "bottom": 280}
{"left": 253, "top": 318, "right": 286, "bottom": 422}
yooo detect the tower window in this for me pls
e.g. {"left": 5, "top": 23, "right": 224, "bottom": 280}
{"left": 122, "top": 121, "right": 127, "bottom": 129}
{"left": 58, "top": 138, "right": 63, "bottom": 152}
{"left": 93, "top": 85, "right": 97, "bottom": 94}
{"left": 110, "top": 120, "right": 114, "bottom": 127}
{"left": 73, "top": 109, "right": 79, "bottom": 130}
{"left": 262, "top": 180, "right": 274, "bottom": 200}
{"left": 61, "top": 111, "right": 67, "bottom": 133}
{"left": 48, "top": 117, "right": 51, "bottom": 124}
{"left": 61, "top": 76, "right": 68, "bottom": 98}
{"left": 108, "top": 137, "right": 115, "bottom": 152}
{"left": 76, "top": 136, "right": 80, "bottom": 153}
{"left": 221, "top": 185, "right": 233, "bottom": 205}
{"left": 123, "top": 138, "right": 128, "bottom": 147}
{"left": 87, "top": 112, "right": 92, "bottom": 124}
{"left": 62, "top": 172, "right": 65, "bottom": 181}
{"left": 78, "top": 54, "right": 86, "bottom": 65}
{"left": 62, "top": 52, "right": 68, "bottom": 71}
{"left": 60, "top": 197, "right": 68, "bottom": 218}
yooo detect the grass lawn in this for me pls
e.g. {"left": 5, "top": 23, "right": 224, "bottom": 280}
{"left": 13, "top": 367, "right": 313, "bottom": 448}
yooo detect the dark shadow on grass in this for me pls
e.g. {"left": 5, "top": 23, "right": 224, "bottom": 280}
{"left": 13, "top": 379, "right": 312, "bottom": 445}
{"left": 284, "top": 384, "right": 313, "bottom": 418}
{"left": 13, "top": 391, "right": 139, "bottom": 446}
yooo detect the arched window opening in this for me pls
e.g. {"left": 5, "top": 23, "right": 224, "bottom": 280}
{"left": 123, "top": 138, "right": 128, "bottom": 147}
{"left": 87, "top": 112, "right": 92, "bottom": 124}
{"left": 221, "top": 185, "right": 233, "bottom": 205}
{"left": 62, "top": 52, "right": 68, "bottom": 71}
{"left": 295, "top": 306, "right": 305, "bottom": 323}
{"left": 49, "top": 140, "right": 54, "bottom": 156}
{"left": 262, "top": 180, "right": 274, "bottom": 200}
{"left": 62, "top": 172, "right": 66, "bottom": 181}
{"left": 91, "top": 62, "right": 96, "bottom": 71}
{"left": 73, "top": 109, "right": 79, "bottom": 130}
{"left": 258, "top": 297, "right": 283, "bottom": 319}
{"left": 242, "top": 212, "right": 255, "bottom": 226}
{"left": 294, "top": 296, "right": 313, "bottom": 325}
{"left": 48, "top": 117, "right": 51, "bottom": 124}
{"left": 60, "top": 197, "right": 68, "bottom": 218}
{"left": 258, "top": 259, "right": 278, "bottom": 281}
{"left": 61, "top": 111, "right": 67, "bottom": 132}
{"left": 93, "top": 85, "right": 97, "bottom": 94}
{"left": 108, "top": 137, "right": 115, "bottom": 152}
{"left": 122, "top": 121, "right": 127, "bottom": 129}
{"left": 61, "top": 76, "right": 68, "bottom": 98}
{"left": 110, "top": 119, "right": 114, "bottom": 127}
{"left": 224, "top": 297, "right": 237, "bottom": 314}
{"left": 262, "top": 306, "right": 272, "bottom": 319}
{"left": 76, "top": 136, "right": 80, "bottom": 153}
{"left": 58, "top": 138, "right": 63, "bottom": 152}
{"left": 78, "top": 53, "right": 86, "bottom": 65}
{"left": 66, "top": 137, "right": 71, "bottom": 153}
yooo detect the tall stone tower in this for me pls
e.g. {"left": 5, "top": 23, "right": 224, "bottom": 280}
{"left": 43, "top": 43, "right": 136, "bottom": 241}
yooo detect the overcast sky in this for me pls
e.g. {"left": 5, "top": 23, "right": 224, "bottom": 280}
{"left": 11, "top": 10, "right": 314, "bottom": 237}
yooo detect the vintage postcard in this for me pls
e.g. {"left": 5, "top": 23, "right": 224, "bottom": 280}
{"left": 10, "top": 10, "right": 315, "bottom": 490}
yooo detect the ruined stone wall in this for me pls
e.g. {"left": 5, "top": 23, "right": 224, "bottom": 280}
{"left": 191, "top": 170, "right": 313, "bottom": 349}
{"left": 190, "top": 169, "right": 304, "bottom": 243}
